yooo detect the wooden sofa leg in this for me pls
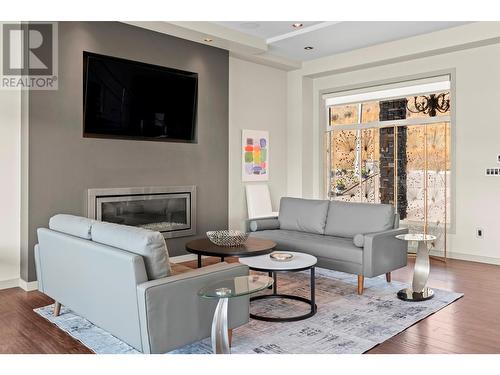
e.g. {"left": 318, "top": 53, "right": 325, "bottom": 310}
{"left": 228, "top": 329, "right": 233, "bottom": 348}
{"left": 386, "top": 272, "right": 391, "bottom": 282}
{"left": 53, "top": 301, "right": 61, "bottom": 317}
{"left": 357, "top": 275, "right": 364, "bottom": 295}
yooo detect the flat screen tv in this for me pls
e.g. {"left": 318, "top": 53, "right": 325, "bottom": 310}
{"left": 83, "top": 52, "right": 198, "bottom": 143}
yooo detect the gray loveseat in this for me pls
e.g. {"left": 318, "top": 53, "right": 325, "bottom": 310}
{"left": 249, "top": 197, "right": 408, "bottom": 294}
{"left": 34, "top": 214, "right": 249, "bottom": 353}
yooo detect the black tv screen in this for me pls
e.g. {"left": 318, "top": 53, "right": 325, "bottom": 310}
{"left": 83, "top": 52, "right": 198, "bottom": 143}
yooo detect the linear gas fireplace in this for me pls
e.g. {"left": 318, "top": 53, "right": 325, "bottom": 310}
{"left": 87, "top": 186, "right": 196, "bottom": 239}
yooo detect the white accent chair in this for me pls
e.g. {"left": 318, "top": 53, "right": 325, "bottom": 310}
{"left": 245, "top": 184, "right": 279, "bottom": 219}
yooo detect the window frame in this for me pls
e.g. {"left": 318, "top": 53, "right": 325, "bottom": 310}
{"left": 324, "top": 89, "right": 452, "bottom": 234}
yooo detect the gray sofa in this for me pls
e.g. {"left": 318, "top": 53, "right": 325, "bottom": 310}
{"left": 34, "top": 214, "right": 249, "bottom": 353}
{"left": 249, "top": 197, "right": 408, "bottom": 294}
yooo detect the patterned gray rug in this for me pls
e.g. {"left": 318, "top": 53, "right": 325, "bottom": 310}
{"left": 34, "top": 268, "right": 463, "bottom": 354}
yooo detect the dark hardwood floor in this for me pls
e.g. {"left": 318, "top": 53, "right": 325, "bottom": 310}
{"left": 1, "top": 256, "right": 499, "bottom": 354}
{"left": 0, "top": 286, "right": 92, "bottom": 353}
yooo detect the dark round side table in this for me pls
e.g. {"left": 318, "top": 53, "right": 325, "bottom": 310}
{"left": 185, "top": 237, "right": 276, "bottom": 268}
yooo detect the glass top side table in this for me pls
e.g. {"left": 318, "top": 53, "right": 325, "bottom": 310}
{"left": 395, "top": 233, "right": 437, "bottom": 301}
{"left": 198, "top": 275, "right": 273, "bottom": 354}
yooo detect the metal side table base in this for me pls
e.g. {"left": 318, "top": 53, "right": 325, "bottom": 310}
{"left": 397, "top": 287, "right": 434, "bottom": 301}
{"left": 249, "top": 267, "right": 317, "bottom": 322}
{"left": 200, "top": 275, "right": 274, "bottom": 355}
{"left": 396, "top": 234, "right": 435, "bottom": 302}
{"left": 211, "top": 297, "right": 230, "bottom": 354}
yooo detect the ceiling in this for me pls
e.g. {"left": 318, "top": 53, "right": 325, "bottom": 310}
{"left": 212, "top": 21, "right": 324, "bottom": 40}
{"left": 126, "top": 21, "right": 473, "bottom": 70}
{"left": 214, "top": 21, "right": 471, "bottom": 61}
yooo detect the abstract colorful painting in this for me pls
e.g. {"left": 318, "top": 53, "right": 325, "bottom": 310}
{"left": 242, "top": 130, "right": 269, "bottom": 181}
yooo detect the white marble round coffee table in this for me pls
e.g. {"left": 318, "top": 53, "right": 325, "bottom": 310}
{"left": 396, "top": 233, "right": 437, "bottom": 301}
{"left": 239, "top": 251, "right": 317, "bottom": 322}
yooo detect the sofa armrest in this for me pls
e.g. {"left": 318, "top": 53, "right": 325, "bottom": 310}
{"left": 247, "top": 217, "right": 280, "bottom": 232}
{"left": 136, "top": 262, "right": 249, "bottom": 354}
{"left": 362, "top": 228, "right": 409, "bottom": 278}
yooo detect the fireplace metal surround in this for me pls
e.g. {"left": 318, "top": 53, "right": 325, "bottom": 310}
{"left": 87, "top": 186, "right": 196, "bottom": 239}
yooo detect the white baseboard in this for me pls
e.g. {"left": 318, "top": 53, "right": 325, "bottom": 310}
{"left": 18, "top": 279, "right": 38, "bottom": 291}
{"left": 0, "top": 278, "right": 38, "bottom": 291}
{"left": 1, "top": 254, "right": 204, "bottom": 292}
{"left": 3, "top": 251, "right": 496, "bottom": 292}
{"left": 430, "top": 250, "right": 500, "bottom": 266}
{"left": 173, "top": 251, "right": 500, "bottom": 266}
{"left": 0, "top": 278, "right": 19, "bottom": 290}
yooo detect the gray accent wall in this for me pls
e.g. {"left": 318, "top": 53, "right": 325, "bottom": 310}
{"left": 23, "top": 22, "right": 229, "bottom": 282}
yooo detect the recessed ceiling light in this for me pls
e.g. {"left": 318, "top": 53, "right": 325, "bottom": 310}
{"left": 204, "top": 38, "right": 213, "bottom": 42}
{"left": 304, "top": 46, "right": 314, "bottom": 50}
{"left": 292, "top": 23, "right": 303, "bottom": 28}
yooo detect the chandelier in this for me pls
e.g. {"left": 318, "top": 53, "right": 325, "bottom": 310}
{"left": 406, "top": 92, "right": 450, "bottom": 117}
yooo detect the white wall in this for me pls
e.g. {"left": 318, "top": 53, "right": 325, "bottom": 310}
{"left": 0, "top": 87, "right": 21, "bottom": 287}
{"left": 229, "top": 57, "right": 287, "bottom": 230}
{"left": 287, "top": 22, "right": 500, "bottom": 264}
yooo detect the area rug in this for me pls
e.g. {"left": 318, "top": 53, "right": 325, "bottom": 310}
{"left": 34, "top": 268, "right": 463, "bottom": 354}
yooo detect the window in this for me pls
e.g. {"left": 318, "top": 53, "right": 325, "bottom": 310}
{"left": 324, "top": 77, "right": 451, "bottom": 256}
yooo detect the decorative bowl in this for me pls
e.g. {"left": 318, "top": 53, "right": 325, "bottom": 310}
{"left": 270, "top": 252, "right": 294, "bottom": 262}
{"left": 206, "top": 230, "right": 249, "bottom": 247}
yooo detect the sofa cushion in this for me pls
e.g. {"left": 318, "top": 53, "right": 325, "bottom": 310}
{"left": 250, "top": 229, "right": 362, "bottom": 265}
{"left": 49, "top": 214, "right": 96, "bottom": 239}
{"left": 278, "top": 197, "right": 329, "bottom": 235}
{"left": 91, "top": 221, "right": 171, "bottom": 280}
{"left": 324, "top": 201, "right": 395, "bottom": 238}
